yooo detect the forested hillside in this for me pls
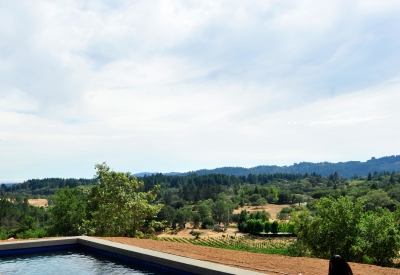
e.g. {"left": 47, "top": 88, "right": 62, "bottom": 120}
{"left": 181, "top": 155, "right": 400, "bottom": 178}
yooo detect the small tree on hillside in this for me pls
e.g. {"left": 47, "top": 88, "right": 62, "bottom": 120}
{"left": 87, "top": 163, "right": 163, "bottom": 237}
{"left": 271, "top": 220, "right": 279, "bottom": 234}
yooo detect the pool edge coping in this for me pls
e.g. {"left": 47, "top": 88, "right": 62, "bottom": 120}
{"left": 0, "top": 237, "right": 267, "bottom": 275}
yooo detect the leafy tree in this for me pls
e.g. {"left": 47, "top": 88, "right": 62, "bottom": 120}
{"left": 277, "top": 212, "right": 288, "bottom": 221}
{"left": 356, "top": 207, "right": 400, "bottom": 266}
{"left": 294, "top": 196, "right": 400, "bottom": 265}
{"left": 196, "top": 203, "right": 210, "bottom": 220}
{"left": 201, "top": 216, "right": 215, "bottom": 229}
{"left": 292, "top": 194, "right": 304, "bottom": 206}
{"left": 294, "top": 196, "right": 363, "bottom": 260}
{"left": 191, "top": 212, "right": 201, "bottom": 229}
{"left": 388, "top": 186, "right": 400, "bottom": 202}
{"left": 253, "top": 198, "right": 268, "bottom": 208}
{"left": 246, "top": 219, "right": 264, "bottom": 233}
{"left": 361, "top": 190, "right": 394, "bottom": 211}
{"left": 271, "top": 220, "right": 279, "bottom": 234}
{"left": 156, "top": 205, "right": 176, "bottom": 228}
{"left": 174, "top": 208, "right": 191, "bottom": 229}
{"left": 249, "top": 210, "right": 270, "bottom": 222}
{"left": 278, "top": 191, "right": 291, "bottom": 203}
{"left": 264, "top": 221, "right": 271, "bottom": 233}
{"left": 87, "top": 163, "right": 163, "bottom": 237}
{"left": 211, "top": 199, "right": 233, "bottom": 225}
{"left": 50, "top": 187, "right": 87, "bottom": 236}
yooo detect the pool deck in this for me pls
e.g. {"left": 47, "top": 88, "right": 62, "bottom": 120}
{"left": 0, "top": 236, "right": 267, "bottom": 275}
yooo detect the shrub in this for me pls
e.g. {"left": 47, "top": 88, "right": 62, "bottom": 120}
{"left": 16, "top": 229, "right": 47, "bottom": 239}
{"left": 238, "top": 221, "right": 248, "bottom": 233}
{"left": 279, "top": 222, "right": 288, "bottom": 233}
{"left": 201, "top": 217, "right": 215, "bottom": 229}
{"left": 264, "top": 221, "right": 271, "bottom": 233}
{"left": 191, "top": 231, "right": 202, "bottom": 239}
{"left": 0, "top": 228, "right": 7, "bottom": 240}
{"left": 271, "top": 221, "right": 279, "bottom": 234}
{"left": 285, "top": 239, "right": 308, "bottom": 257}
{"left": 287, "top": 222, "right": 295, "bottom": 234}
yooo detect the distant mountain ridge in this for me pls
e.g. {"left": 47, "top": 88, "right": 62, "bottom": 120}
{"left": 135, "top": 155, "right": 400, "bottom": 179}
{"left": 133, "top": 172, "right": 182, "bottom": 177}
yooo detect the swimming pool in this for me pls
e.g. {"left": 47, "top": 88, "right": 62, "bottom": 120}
{"left": 0, "top": 237, "right": 264, "bottom": 275}
{"left": 0, "top": 248, "right": 188, "bottom": 275}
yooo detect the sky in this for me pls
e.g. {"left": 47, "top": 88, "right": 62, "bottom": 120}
{"left": 1, "top": 0, "right": 400, "bottom": 182}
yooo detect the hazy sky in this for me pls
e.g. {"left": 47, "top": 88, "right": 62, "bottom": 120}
{"left": 1, "top": 0, "right": 400, "bottom": 182}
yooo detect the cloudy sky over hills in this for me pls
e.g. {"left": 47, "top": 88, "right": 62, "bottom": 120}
{"left": 1, "top": 0, "right": 400, "bottom": 181}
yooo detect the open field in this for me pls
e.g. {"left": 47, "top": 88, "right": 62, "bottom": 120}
{"left": 157, "top": 227, "right": 242, "bottom": 238}
{"left": 233, "top": 204, "right": 292, "bottom": 220}
{"left": 27, "top": 199, "right": 48, "bottom": 207}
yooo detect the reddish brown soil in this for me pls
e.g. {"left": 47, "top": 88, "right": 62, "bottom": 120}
{"left": 98, "top": 237, "right": 400, "bottom": 275}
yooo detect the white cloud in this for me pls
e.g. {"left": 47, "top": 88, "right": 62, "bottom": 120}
{"left": 0, "top": 0, "right": 400, "bottom": 181}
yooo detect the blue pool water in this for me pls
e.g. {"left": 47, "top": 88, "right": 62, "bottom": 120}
{"left": 0, "top": 248, "right": 190, "bottom": 275}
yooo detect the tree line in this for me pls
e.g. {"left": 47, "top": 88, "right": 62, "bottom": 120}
{"left": 1, "top": 165, "right": 400, "bottom": 267}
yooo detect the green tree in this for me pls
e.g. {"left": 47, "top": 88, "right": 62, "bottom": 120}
{"left": 253, "top": 198, "right": 268, "bottom": 209}
{"left": 156, "top": 205, "right": 176, "bottom": 227}
{"left": 88, "top": 163, "right": 163, "bottom": 237}
{"left": 201, "top": 216, "right": 215, "bottom": 229}
{"left": 271, "top": 220, "right": 279, "bottom": 234}
{"left": 388, "top": 186, "right": 400, "bottom": 202}
{"left": 361, "top": 190, "right": 394, "bottom": 211}
{"left": 174, "top": 208, "right": 192, "bottom": 229}
{"left": 264, "top": 221, "right": 271, "bottom": 233}
{"left": 196, "top": 203, "right": 210, "bottom": 220}
{"left": 356, "top": 207, "right": 400, "bottom": 266}
{"left": 191, "top": 212, "right": 201, "bottom": 229}
{"left": 294, "top": 196, "right": 363, "bottom": 261}
{"left": 294, "top": 196, "right": 400, "bottom": 265}
{"left": 292, "top": 194, "right": 304, "bottom": 206}
{"left": 51, "top": 187, "right": 87, "bottom": 236}
{"left": 211, "top": 199, "right": 232, "bottom": 225}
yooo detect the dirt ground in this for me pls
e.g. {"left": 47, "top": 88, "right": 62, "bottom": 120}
{"left": 157, "top": 227, "right": 242, "bottom": 239}
{"left": 98, "top": 237, "right": 400, "bottom": 275}
{"left": 28, "top": 199, "right": 48, "bottom": 207}
{"left": 233, "top": 204, "right": 292, "bottom": 220}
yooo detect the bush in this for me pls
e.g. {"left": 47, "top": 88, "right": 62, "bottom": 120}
{"left": 287, "top": 222, "right": 295, "bottom": 234}
{"left": 264, "top": 221, "right": 271, "bottom": 233}
{"left": 15, "top": 229, "right": 47, "bottom": 239}
{"left": 0, "top": 228, "right": 7, "bottom": 240}
{"left": 238, "top": 221, "right": 248, "bottom": 233}
{"left": 279, "top": 222, "right": 288, "bottom": 233}
{"left": 191, "top": 231, "right": 202, "bottom": 239}
{"left": 271, "top": 221, "right": 279, "bottom": 234}
{"left": 201, "top": 217, "right": 215, "bottom": 229}
{"left": 285, "top": 239, "right": 308, "bottom": 257}
{"left": 246, "top": 219, "right": 264, "bottom": 234}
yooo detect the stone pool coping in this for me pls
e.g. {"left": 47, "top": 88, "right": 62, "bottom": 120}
{"left": 0, "top": 236, "right": 267, "bottom": 275}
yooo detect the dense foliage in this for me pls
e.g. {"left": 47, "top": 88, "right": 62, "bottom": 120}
{"left": 294, "top": 196, "right": 400, "bottom": 266}
{"left": 50, "top": 163, "right": 163, "bottom": 237}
